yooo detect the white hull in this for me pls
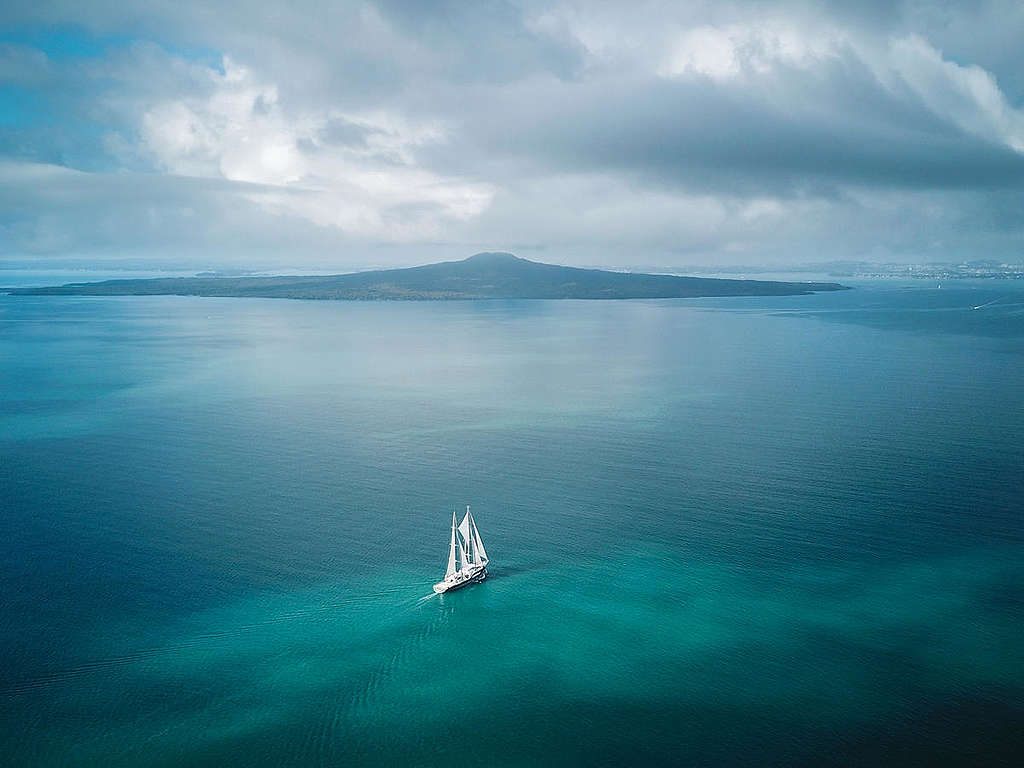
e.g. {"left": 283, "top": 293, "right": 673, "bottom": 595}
{"left": 433, "top": 563, "right": 487, "bottom": 594}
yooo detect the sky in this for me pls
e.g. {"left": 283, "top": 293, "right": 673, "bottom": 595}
{"left": 2, "top": 0, "right": 1023, "bottom": 269}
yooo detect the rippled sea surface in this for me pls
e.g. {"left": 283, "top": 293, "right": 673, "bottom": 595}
{"left": 2, "top": 280, "right": 1022, "bottom": 766}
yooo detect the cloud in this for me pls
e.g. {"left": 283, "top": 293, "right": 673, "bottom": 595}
{"left": 0, "top": 161, "right": 313, "bottom": 257}
{"left": 132, "top": 55, "right": 493, "bottom": 238}
{"left": 2, "top": 1, "right": 1024, "bottom": 265}
{"left": 881, "top": 34, "right": 1024, "bottom": 151}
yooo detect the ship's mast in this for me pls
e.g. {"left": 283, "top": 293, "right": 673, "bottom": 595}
{"left": 458, "top": 506, "right": 474, "bottom": 566}
{"left": 456, "top": 532, "right": 468, "bottom": 571}
{"left": 464, "top": 506, "right": 476, "bottom": 564}
{"left": 445, "top": 509, "right": 457, "bottom": 579}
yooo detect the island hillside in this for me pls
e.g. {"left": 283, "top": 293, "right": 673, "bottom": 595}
{"left": 11, "top": 252, "right": 848, "bottom": 300}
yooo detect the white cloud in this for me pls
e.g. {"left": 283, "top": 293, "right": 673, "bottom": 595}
{"left": 660, "top": 26, "right": 742, "bottom": 80}
{"left": 137, "top": 56, "right": 493, "bottom": 239}
{"left": 657, "top": 22, "right": 842, "bottom": 80}
{"left": 882, "top": 35, "right": 1024, "bottom": 152}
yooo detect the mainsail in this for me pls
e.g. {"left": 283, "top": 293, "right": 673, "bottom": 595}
{"left": 459, "top": 506, "right": 488, "bottom": 565}
{"left": 458, "top": 512, "right": 473, "bottom": 560}
{"left": 468, "top": 509, "right": 488, "bottom": 564}
{"left": 456, "top": 529, "right": 468, "bottom": 569}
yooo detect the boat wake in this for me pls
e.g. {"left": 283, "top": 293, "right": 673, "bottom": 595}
{"left": 0, "top": 588, "right": 440, "bottom": 699}
{"left": 972, "top": 296, "right": 1004, "bottom": 310}
{"left": 300, "top": 590, "right": 452, "bottom": 764}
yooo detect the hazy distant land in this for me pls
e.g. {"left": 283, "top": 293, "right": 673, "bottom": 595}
{"left": 10, "top": 252, "right": 848, "bottom": 300}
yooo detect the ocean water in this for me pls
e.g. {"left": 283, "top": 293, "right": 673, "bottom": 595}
{"left": 1, "top": 281, "right": 1022, "bottom": 766}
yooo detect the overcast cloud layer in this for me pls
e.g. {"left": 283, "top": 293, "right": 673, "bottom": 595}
{"left": 2, "top": 0, "right": 1023, "bottom": 268}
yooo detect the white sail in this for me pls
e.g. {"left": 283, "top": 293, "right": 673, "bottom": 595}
{"left": 445, "top": 510, "right": 457, "bottom": 578}
{"left": 456, "top": 534, "right": 468, "bottom": 571}
{"left": 459, "top": 507, "right": 480, "bottom": 564}
{"left": 469, "top": 510, "right": 488, "bottom": 564}
{"left": 458, "top": 512, "right": 472, "bottom": 555}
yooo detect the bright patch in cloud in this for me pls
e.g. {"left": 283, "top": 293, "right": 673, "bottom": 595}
{"left": 657, "top": 21, "right": 843, "bottom": 80}
{"left": 139, "top": 57, "right": 493, "bottom": 238}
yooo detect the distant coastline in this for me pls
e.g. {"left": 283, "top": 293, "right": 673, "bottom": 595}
{"left": 9, "top": 252, "right": 849, "bottom": 301}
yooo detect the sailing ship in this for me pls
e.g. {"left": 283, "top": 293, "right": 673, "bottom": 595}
{"left": 433, "top": 506, "right": 489, "bottom": 594}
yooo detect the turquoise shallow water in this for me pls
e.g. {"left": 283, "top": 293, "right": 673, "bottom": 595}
{"left": 1, "top": 282, "right": 1022, "bottom": 765}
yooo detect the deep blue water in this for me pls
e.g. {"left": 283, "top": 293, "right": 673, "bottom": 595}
{"left": 1, "top": 281, "right": 1022, "bottom": 766}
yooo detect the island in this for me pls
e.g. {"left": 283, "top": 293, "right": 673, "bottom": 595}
{"left": 10, "top": 252, "right": 848, "bottom": 300}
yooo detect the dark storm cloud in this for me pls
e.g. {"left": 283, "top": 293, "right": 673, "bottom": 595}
{"left": 374, "top": 0, "right": 586, "bottom": 83}
{"left": 444, "top": 58, "right": 1024, "bottom": 195}
{"left": 317, "top": 117, "right": 374, "bottom": 148}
